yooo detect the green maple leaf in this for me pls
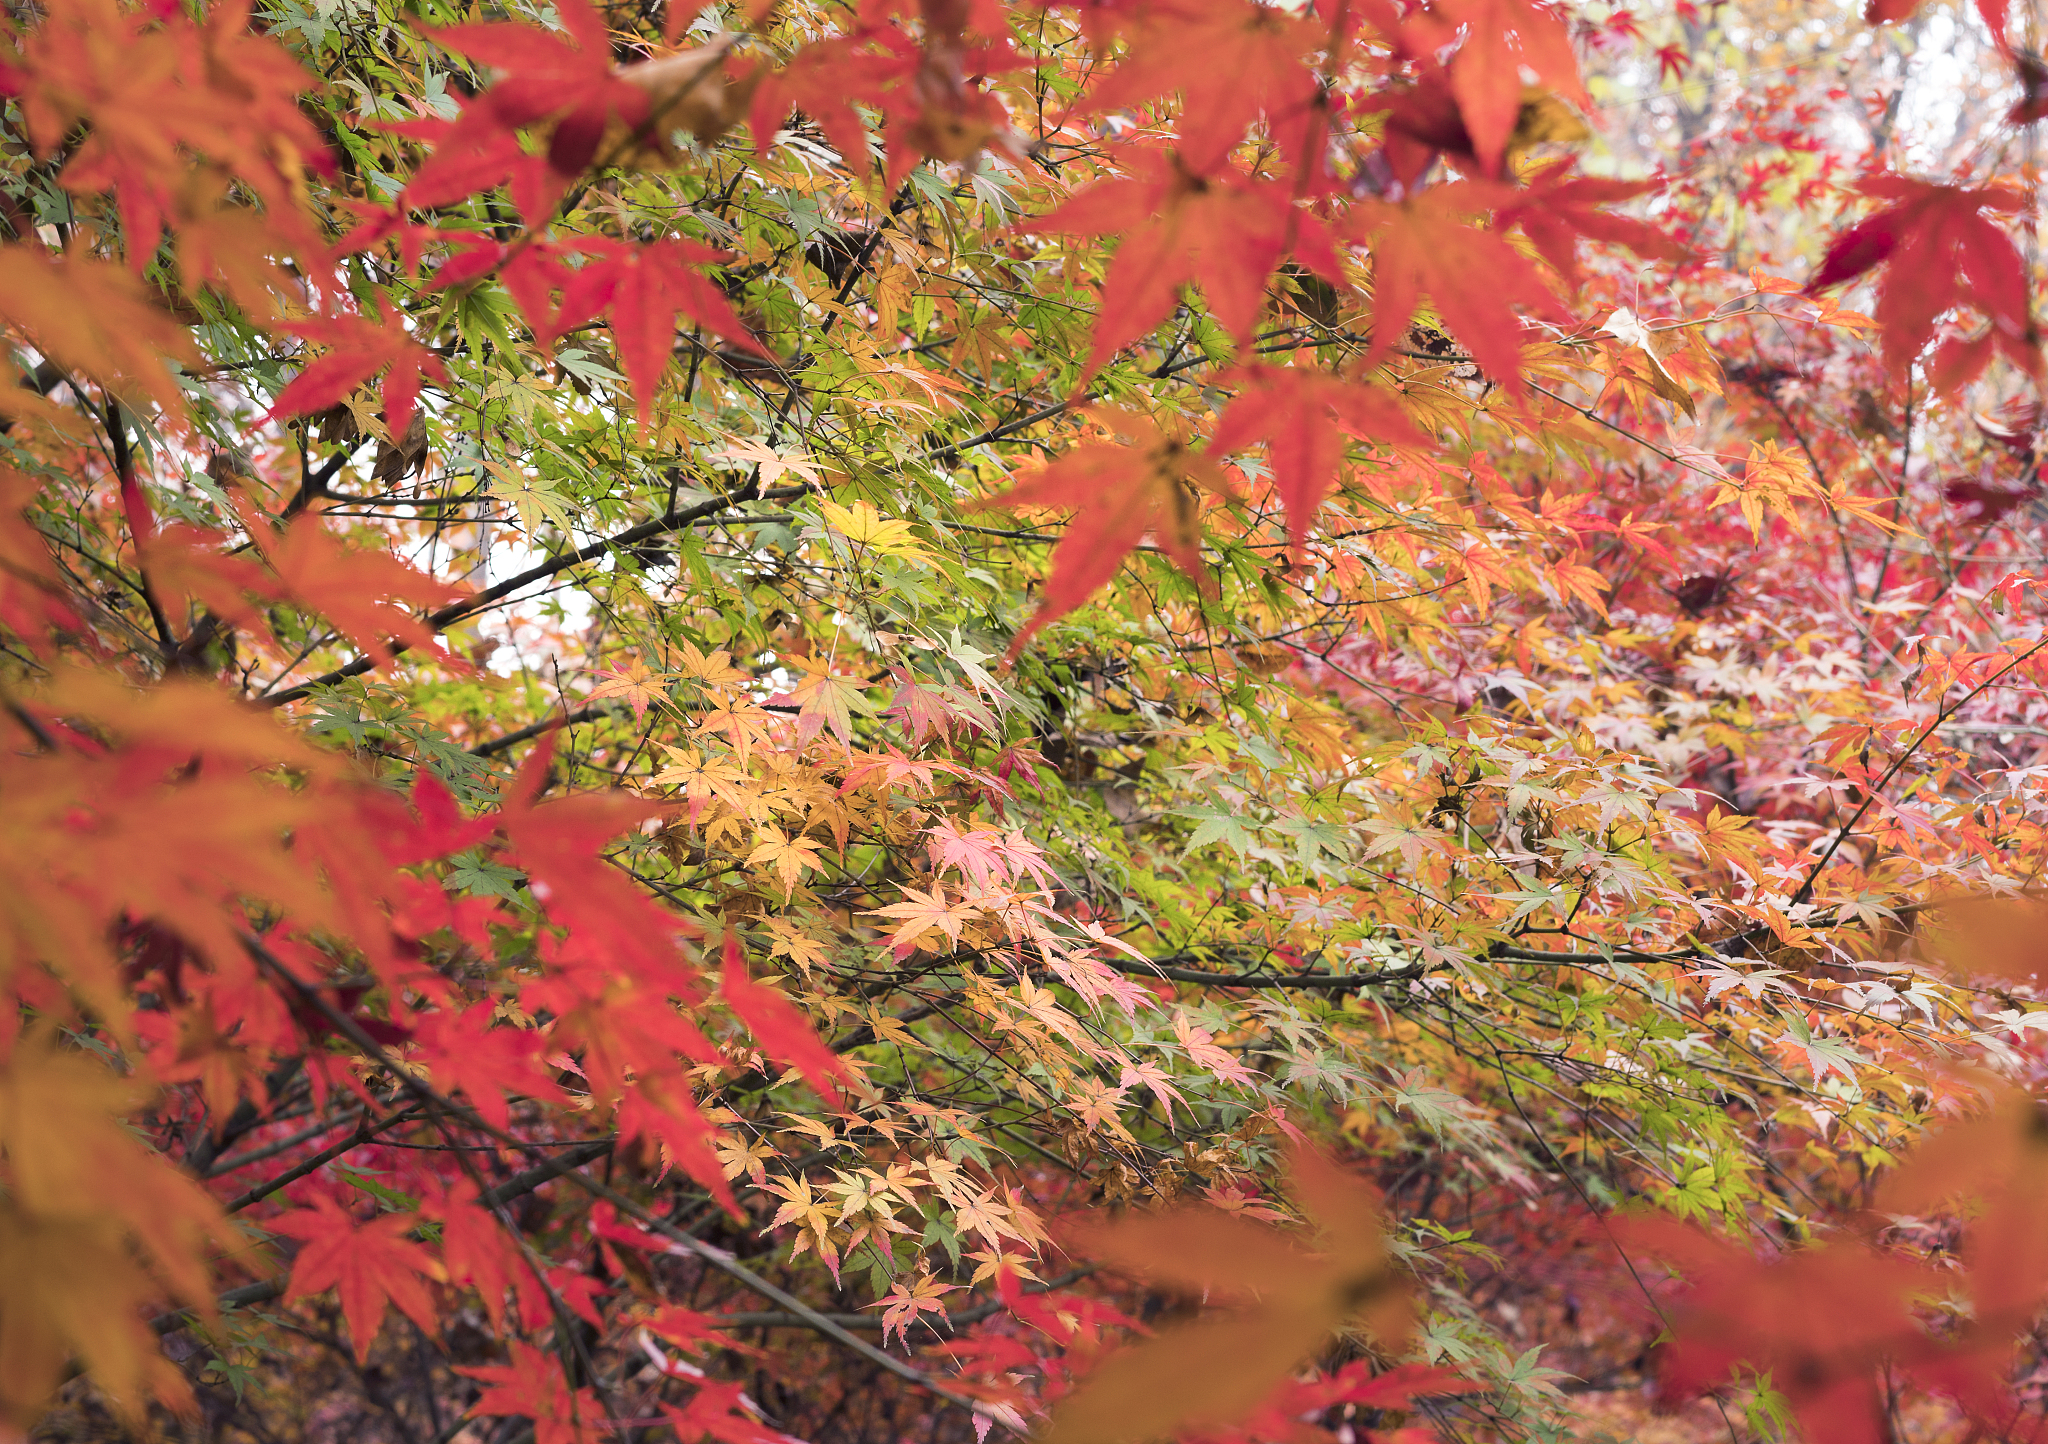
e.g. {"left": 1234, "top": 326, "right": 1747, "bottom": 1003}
{"left": 1181, "top": 804, "right": 1258, "bottom": 856}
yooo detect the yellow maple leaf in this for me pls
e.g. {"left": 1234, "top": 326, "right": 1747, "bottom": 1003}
{"left": 747, "top": 824, "right": 824, "bottom": 893}
{"left": 866, "top": 884, "right": 977, "bottom": 951}
{"left": 585, "top": 659, "right": 675, "bottom": 719}
{"left": 694, "top": 694, "right": 777, "bottom": 764}
{"left": 672, "top": 641, "right": 749, "bottom": 689}
{"left": 818, "top": 498, "right": 932, "bottom": 565}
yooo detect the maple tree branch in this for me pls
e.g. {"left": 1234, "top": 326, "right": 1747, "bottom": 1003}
{"left": 1786, "top": 630, "right": 2048, "bottom": 912}
{"left": 471, "top": 694, "right": 798, "bottom": 760}
{"left": 1524, "top": 379, "right": 1720, "bottom": 478}
{"left": 202, "top": 1109, "right": 366, "bottom": 1178}
{"left": 0, "top": 689, "right": 55, "bottom": 749}
{"left": 104, "top": 400, "right": 180, "bottom": 663}
{"left": 476, "top": 1139, "right": 617, "bottom": 1208}
{"left": 183, "top": 1057, "right": 308, "bottom": 1173}
{"left": 706, "top": 1266, "right": 1095, "bottom": 1333}
{"left": 1099, "top": 956, "right": 1428, "bottom": 989}
{"left": 928, "top": 332, "right": 1245, "bottom": 461}
{"left": 221, "top": 1102, "right": 430, "bottom": 1213}
{"left": 1098, "top": 940, "right": 1724, "bottom": 994}
{"left": 469, "top": 702, "right": 618, "bottom": 757}
{"left": 259, "top": 484, "right": 812, "bottom": 706}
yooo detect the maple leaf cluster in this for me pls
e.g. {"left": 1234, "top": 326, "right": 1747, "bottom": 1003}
{"left": 4, "top": 0, "right": 2048, "bottom": 1442}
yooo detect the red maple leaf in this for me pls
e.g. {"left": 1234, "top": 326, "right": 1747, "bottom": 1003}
{"left": 748, "top": 36, "right": 888, "bottom": 171}
{"left": 644, "top": 1303, "right": 758, "bottom": 1357}
{"left": 1400, "top": 0, "right": 1589, "bottom": 176}
{"left": 1208, "top": 365, "right": 1422, "bottom": 554}
{"left": 410, "top": 1004, "right": 563, "bottom": 1135}
{"left": 662, "top": 1382, "right": 786, "bottom": 1444}
{"left": 499, "top": 747, "right": 697, "bottom": 967}
{"left": 150, "top": 508, "right": 469, "bottom": 668}
{"left": 1623, "top": 1218, "right": 1979, "bottom": 1444}
{"left": 0, "top": 247, "right": 206, "bottom": 417}
{"left": 1944, "top": 475, "right": 2036, "bottom": 525}
{"left": 1361, "top": 72, "right": 1494, "bottom": 188}
{"left": 720, "top": 934, "right": 851, "bottom": 1106}
{"left": 552, "top": 237, "right": 769, "bottom": 428}
{"left": 1022, "top": 151, "right": 1338, "bottom": 376}
{"left": 1078, "top": 0, "right": 1327, "bottom": 171}
{"left": 459, "top": 1341, "right": 605, "bottom": 1444}
{"left": 260, "top": 513, "right": 469, "bottom": 666}
{"left": 263, "top": 312, "right": 448, "bottom": 430}
{"left": 1602, "top": 8, "right": 1643, "bottom": 43}
{"left": 1805, "top": 175, "right": 2040, "bottom": 389}
{"left": 1868, "top": 0, "right": 2005, "bottom": 39}
{"left": 748, "top": 8, "right": 1022, "bottom": 191}
{"left": 1492, "top": 160, "right": 1693, "bottom": 289}
{"left": 394, "top": 113, "right": 569, "bottom": 223}
{"left": 1349, "top": 181, "right": 1566, "bottom": 391}
{"left": 614, "top": 1075, "right": 740, "bottom": 1214}
{"left": 416, "top": 1179, "right": 526, "bottom": 1333}
{"left": 1288, "top": 1360, "right": 1484, "bottom": 1413}
{"left": 272, "top": 1194, "right": 443, "bottom": 1363}
{"left": 382, "top": 772, "right": 499, "bottom": 868}
{"left": 426, "top": 0, "right": 650, "bottom": 177}
{"left": 976, "top": 405, "right": 1234, "bottom": 655}
{"left": 405, "top": 0, "right": 769, "bottom": 220}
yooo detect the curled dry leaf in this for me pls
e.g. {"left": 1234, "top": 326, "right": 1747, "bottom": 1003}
{"left": 608, "top": 40, "right": 762, "bottom": 164}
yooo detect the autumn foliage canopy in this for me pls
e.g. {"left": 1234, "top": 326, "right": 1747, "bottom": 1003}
{"left": 7, "top": 0, "right": 2048, "bottom": 1440}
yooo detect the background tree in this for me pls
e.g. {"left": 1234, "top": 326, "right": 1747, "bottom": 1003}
{"left": 4, "top": 0, "right": 2048, "bottom": 1442}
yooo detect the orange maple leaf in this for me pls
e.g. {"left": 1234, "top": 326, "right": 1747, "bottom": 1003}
{"left": 1044, "top": 1145, "right": 1407, "bottom": 1444}
{"left": 976, "top": 406, "right": 1234, "bottom": 656}
{"left": 585, "top": 659, "right": 674, "bottom": 719}
{"left": 745, "top": 823, "right": 825, "bottom": 895}
{"left": 0, "top": 248, "right": 199, "bottom": 416}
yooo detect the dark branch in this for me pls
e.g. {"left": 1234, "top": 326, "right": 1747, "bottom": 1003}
{"left": 260, "top": 483, "right": 810, "bottom": 707}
